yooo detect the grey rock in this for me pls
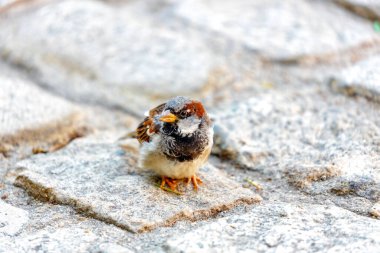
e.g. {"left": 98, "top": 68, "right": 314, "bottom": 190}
{"left": 212, "top": 89, "right": 380, "bottom": 202}
{"left": 0, "top": 200, "right": 29, "bottom": 236}
{"left": 88, "top": 243, "right": 134, "bottom": 253}
{"left": 290, "top": 155, "right": 380, "bottom": 201}
{"left": 165, "top": 202, "right": 380, "bottom": 253}
{"left": 172, "top": 0, "right": 379, "bottom": 61}
{"left": 16, "top": 227, "right": 99, "bottom": 253}
{"left": 0, "top": 63, "right": 86, "bottom": 159}
{"left": 0, "top": 65, "right": 77, "bottom": 136}
{"left": 4, "top": 227, "right": 132, "bottom": 253}
{"left": 330, "top": 56, "right": 380, "bottom": 103}
{"left": 334, "top": 0, "right": 380, "bottom": 20}
{"left": 0, "top": 183, "right": 138, "bottom": 253}
{"left": 13, "top": 137, "right": 261, "bottom": 233}
{"left": 0, "top": 226, "right": 133, "bottom": 253}
{"left": 0, "top": 0, "right": 218, "bottom": 115}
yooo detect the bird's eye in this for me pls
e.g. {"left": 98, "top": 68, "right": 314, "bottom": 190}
{"left": 179, "top": 111, "right": 187, "bottom": 118}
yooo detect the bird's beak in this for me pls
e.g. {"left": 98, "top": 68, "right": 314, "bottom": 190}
{"left": 159, "top": 113, "right": 177, "bottom": 123}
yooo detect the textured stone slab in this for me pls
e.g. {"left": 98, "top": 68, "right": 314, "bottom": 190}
{"left": 165, "top": 203, "right": 380, "bottom": 252}
{"left": 13, "top": 138, "right": 260, "bottom": 233}
{"left": 0, "top": 64, "right": 86, "bottom": 158}
{"left": 0, "top": 184, "right": 138, "bottom": 253}
{"left": 173, "top": 0, "right": 379, "bottom": 60}
{"left": 0, "top": 227, "right": 132, "bottom": 253}
{"left": 88, "top": 243, "right": 133, "bottom": 253}
{"left": 0, "top": 200, "right": 28, "bottom": 236}
{"left": 212, "top": 91, "right": 380, "bottom": 201}
{"left": 330, "top": 56, "right": 380, "bottom": 103}
{"left": 0, "top": 0, "right": 218, "bottom": 115}
{"left": 335, "top": 0, "right": 380, "bottom": 20}
{"left": 0, "top": 69, "right": 76, "bottom": 136}
{"left": 286, "top": 155, "right": 380, "bottom": 201}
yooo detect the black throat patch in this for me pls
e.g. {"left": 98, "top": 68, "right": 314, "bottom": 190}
{"left": 160, "top": 122, "right": 209, "bottom": 162}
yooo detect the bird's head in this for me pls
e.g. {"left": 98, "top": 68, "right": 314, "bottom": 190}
{"left": 158, "top": 96, "right": 209, "bottom": 137}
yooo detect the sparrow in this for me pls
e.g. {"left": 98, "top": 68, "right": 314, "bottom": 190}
{"left": 135, "top": 96, "right": 213, "bottom": 191}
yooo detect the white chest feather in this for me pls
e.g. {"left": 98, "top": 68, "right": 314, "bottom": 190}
{"left": 177, "top": 117, "right": 201, "bottom": 136}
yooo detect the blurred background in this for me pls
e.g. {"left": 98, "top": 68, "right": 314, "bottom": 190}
{"left": 1, "top": 0, "right": 379, "bottom": 117}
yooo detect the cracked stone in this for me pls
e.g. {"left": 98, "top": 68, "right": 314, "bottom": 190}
{"left": 334, "top": 0, "right": 380, "bottom": 20}
{"left": 291, "top": 155, "right": 380, "bottom": 201}
{"left": 0, "top": 200, "right": 29, "bottom": 236}
{"left": 330, "top": 56, "right": 380, "bottom": 103}
{"left": 165, "top": 203, "right": 380, "bottom": 252}
{"left": 172, "top": 0, "right": 379, "bottom": 61}
{"left": 0, "top": 184, "right": 139, "bottom": 253}
{"left": 212, "top": 90, "right": 380, "bottom": 202}
{"left": 0, "top": 63, "right": 87, "bottom": 159}
{"left": 286, "top": 164, "right": 342, "bottom": 189}
{"left": 12, "top": 138, "right": 261, "bottom": 233}
{"left": 0, "top": 0, "right": 220, "bottom": 115}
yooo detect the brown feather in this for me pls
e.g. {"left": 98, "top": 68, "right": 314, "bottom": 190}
{"left": 136, "top": 103, "right": 166, "bottom": 143}
{"left": 148, "top": 103, "right": 166, "bottom": 117}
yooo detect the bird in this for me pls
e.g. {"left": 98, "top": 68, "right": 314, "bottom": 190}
{"left": 135, "top": 96, "right": 213, "bottom": 191}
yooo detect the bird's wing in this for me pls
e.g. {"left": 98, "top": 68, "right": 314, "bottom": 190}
{"left": 136, "top": 103, "right": 166, "bottom": 143}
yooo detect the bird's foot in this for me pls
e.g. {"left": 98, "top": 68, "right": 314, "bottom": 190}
{"left": 160, "top": 176, "right": 179, "bottom": 191}
{"left": 188, "top": 174, "right": 203, "bottom": 191}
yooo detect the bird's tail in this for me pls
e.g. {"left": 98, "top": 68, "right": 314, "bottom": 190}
{"left": 118, "top": 131, "right": 137, "bottom": 141}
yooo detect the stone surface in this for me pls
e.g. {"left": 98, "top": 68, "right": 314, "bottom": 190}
{"left": 330, "top": 56, "right": 380, "bottom": 103}
{"left": 165, "top": 202, "right": 380, "bottom": 252}
{"left": 14, "top": 228, "right": 99, "bottom": 252}
{"left": 0, "top": 200, "right": 29, "bottom": 236}
{"left": 0, "top": 63, "right": 87, "bottom": 159}
{"left": 0, "top": 183, "right": 138, "bottom": 253}
{"left": 172, "top": 0, "right": 379, "bottom": 61}
{"left": 0, "top": 0, "right": 15, "bottom": 8}
{"left": 0, "top": 227, "right": 133, "bottom": 253}
{"left": 0, "top": 0, "right": 221, "bottom": 115}
{"left": 212, "top": 89, "right": 380, "bottom": 202}
{"left": 0, "top": 65, "right": 76, "bottom": 136}
{"left": 88, "top": 243, "right": 134, "bottom": 253}
{"left": 334, "top": 0, "right": 380, "bottom": 20}
{"left": 13, "top": 137, "right": 260, "bottom": 233}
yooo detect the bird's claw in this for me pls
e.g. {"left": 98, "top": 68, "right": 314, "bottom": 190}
{"left": 160, "top": 176, "right": 178, "bottom": 191}
{"left": 160, "top": 175, "right": 203, "bottom": 192}
{"left": 190, "top": 174, "right": 203, "bottom": 191}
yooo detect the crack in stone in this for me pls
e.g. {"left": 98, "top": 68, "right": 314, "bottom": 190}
{"left": 138, "top": 196, "right": 260, "bottom": 233}
{"left": 285, "top": 164, "right": 342, "bottom": 189}
{"left": 13, "top": 174, "right": 137, "bottom": 233}
{"left": 1, "top": 113, "right": 90, "bottom": 158}
{"left": 271, "top": 39, "right": 380, "bottom": 66}
{"left": 334, "top": 0, "right": 380, "bottom": 21}
{"left": 14, "top": 174, "right": 261, "bottom": 234}
{"left": 0, "top": 57, "right": 141, "bottom": 118}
